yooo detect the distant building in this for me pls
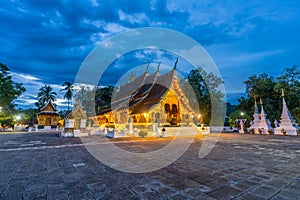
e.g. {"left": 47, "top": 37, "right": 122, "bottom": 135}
{"left": 64, "top": 101, "right": 88, "bottom": 130}
{"left": 92, "top": 61, "right": 199, "bottom": 126}
{"left": 37, "top": 100, "right": 59, "bottom": 128}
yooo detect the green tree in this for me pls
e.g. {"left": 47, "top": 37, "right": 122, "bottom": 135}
{"left": 237, "top": 73, "right": 280, "bottom": 123}
{"left": 95, "top": 86, "right": 114, "bottom": 113}
{"left": 74, "top": 85, "right": 97, "bottom": 116}
{"left": 275, "top": 65, "right": 300, "bottom": 122}
{"left": 60, "top": 81, "right": 74, "bottom": 111}
{"left": 37, "top": 85, "right": 57, "bottom": 109}
{"left": 0, "top": 63, "right": 26, "bottom": 125}
{"left": 183, "top": 67, "right": 224, "bottom": 124}
{"left": 74, "top": 85, "right": 115, "bottom": 117}
{"left": 235, "top": 65, "right": 300, "bottom": 126}
{"left": 19, "top": 108, "right": 38, "bottom": 125}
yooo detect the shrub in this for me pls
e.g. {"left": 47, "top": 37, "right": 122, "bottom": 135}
{"left": 51, "top": 125, "right": 57, "bottom": 129}
{"left": 138, "top": 130, "right": 147, "bottom": 137}
{"left": 170, "top": 118, "right": 177, "bottom": 125}
{"left": 38, "top": 125, "right": 44, "bottom": 129}
{"left": 250, "top": 129, "right": 255, "bottom": 134}
{"left": 267, "top": 129, "right": 273, "bottom": 135}
{"left": 258, "top": 128, "right": 262, "bottom": 134}
{"left": 281, "top": 129, "right": 287, "bottom": 136}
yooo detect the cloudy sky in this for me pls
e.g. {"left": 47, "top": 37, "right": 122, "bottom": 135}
{"left": 1, "top": 0, "right": 300, "bottom": 110}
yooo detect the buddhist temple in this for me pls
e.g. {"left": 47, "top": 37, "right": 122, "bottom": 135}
{"left": 64, "top": 101, "right": 88, "bottom": 130}
{"left": 93, "top": 60, "right": 199, "bottom": 127}
{"left": 61, "top": 101, "right": 89, "bottom": 137}
{"left": 257, "top": 99, "right": 273, "bottom": 134}
{"left": 275, "top": 90, "right": 299, "bottom": 135}
{"left": 249, "top": 98, "right": 260, "bottom": 133}
{"left": 249, "top": 98, "right": 273, "bottom": 134}
{"left": 37, "top": 100, "right": 60, "bottom": 129}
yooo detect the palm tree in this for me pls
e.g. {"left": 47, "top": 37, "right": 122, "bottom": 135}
{"left": 38, "top": 85, "right": 57, "bottom": 106}
{"left": 60, "top": 81, "right": 74, "bottom": 111}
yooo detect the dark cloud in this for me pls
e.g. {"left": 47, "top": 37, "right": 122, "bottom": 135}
{"left": 0, "top": 0, "right": 300, "bottom": 108}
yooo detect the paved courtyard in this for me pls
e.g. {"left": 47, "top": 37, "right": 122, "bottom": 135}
{"left": 0, "top": 132, "right": 299, "bottom": 200}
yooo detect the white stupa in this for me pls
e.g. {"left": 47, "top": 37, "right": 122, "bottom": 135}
{"left": 250, "top": 98, "right": 260, "bottom": 133}
{"left": 275, "top": 89, "right": 299, "bottom": 135}
{"left": 257, "top": 98, "right": 273, "bottom": 134}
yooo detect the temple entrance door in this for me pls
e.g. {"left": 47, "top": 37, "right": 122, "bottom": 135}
{"left": 171, "top": 104, "right": 178, "bottom": 119}
{"left": 75, "top": 119, "right": 80, "bottom": 129}
{"left": 46, "top": 118, "right": 51, "bottom": 126}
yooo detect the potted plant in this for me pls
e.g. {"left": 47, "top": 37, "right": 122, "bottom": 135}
{"left": 281, "top": 128, "right": 287, "bottom": 136}
{"left": 170, "top": 118, "right": 177, "bottom": 125}
{"left": 258, "top": 128, "right": 262, "bottom": 135}
{"left": 138, "top": 130, "right": 147, "bottom": 138}
{"left": 162, "top": 127, "right": 166, "bottom": 137}
{"left": 267, "top": 129, "right": 273, "bottom": 135}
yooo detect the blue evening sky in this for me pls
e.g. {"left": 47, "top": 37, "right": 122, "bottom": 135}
{"left": 1, "top": 0, "right": 300, "bottom": 109}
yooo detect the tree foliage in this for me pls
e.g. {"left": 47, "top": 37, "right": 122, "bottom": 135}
{"left": 0, "top": 63, "right": 26, "bottom": 125}
{"left": 184, "top": 67, "right": 224, "bottom": 124}
{"left": 74, "top": 85, "right": 96, "bottom": 116}
{"left": 74, "top": 85, "right": 114, "bottom": 117}
{"left": 95, "top": 86, "right": 114, "bottom": 112}
{"left": 36, "top": 85, "right": 57, "bottom": 110}
{"left": 60, "top": 81, "right": 74, "bottom": 111}
{"left": 0, "top": 63, "right": 26, "bottom": 113}
{"left": 233, "top": 65, "right": 300, "bottom": 125}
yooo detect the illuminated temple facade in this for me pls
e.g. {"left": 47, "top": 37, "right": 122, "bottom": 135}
{"left": 93, "top": 62, "right": 199, "bottom": 126}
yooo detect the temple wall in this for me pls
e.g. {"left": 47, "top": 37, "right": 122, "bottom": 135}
{"left": 37, "top": 114, "right": 58, "bottom": 126}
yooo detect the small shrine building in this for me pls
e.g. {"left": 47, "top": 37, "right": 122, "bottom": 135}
{"left": 64, "top": 101, "right": 88, "bottom": 130}
{"left": 37, "top": 100, "right": 60, "bottom": 128}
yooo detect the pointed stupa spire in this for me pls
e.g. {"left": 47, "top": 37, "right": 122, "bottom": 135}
{"left": 257, "top": 97, "right": 273, "bottom": 134}
{"left": 254, "top": 96, "right": 259, "bottom": 114}
{"left": 260, "top": 97, "right": 267, "bottom": 118}
{"left": 275, "top": 88, "right": 299, "bottom": 135}
{"left": 174, "top": 57, "right": 178, "bottom": 70}
{"left": 250, "top": 95, "right": 260, "bottom": 130}
{"left": 260, "top": 97, "right": 263, "bottom": 105}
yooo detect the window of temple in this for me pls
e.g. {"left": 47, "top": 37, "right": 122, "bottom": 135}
{"left": 172, "top": 104, "right": 178, "bottom": 119}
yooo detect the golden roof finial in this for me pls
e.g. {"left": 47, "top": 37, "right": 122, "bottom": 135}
{"left": 281, "top": 88, "right": 285, "bottom": 97}
{"left": 260, "top": 97, "right": 263, "bottom": 105}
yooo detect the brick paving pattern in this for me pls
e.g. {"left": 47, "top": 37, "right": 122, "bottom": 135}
{"left": 0, "top": 132, "right": 299, "bottom": 199}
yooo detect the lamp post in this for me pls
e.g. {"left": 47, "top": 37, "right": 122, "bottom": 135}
{"left": 15, "top": 115, "right": 21, "bottom": 127}
{"left": 16, "top": 115, "right": 21, "bottom": 121}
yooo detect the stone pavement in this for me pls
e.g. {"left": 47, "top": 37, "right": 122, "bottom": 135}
{"left": 0, "top": 132, "right": 300, "bottom": 199}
